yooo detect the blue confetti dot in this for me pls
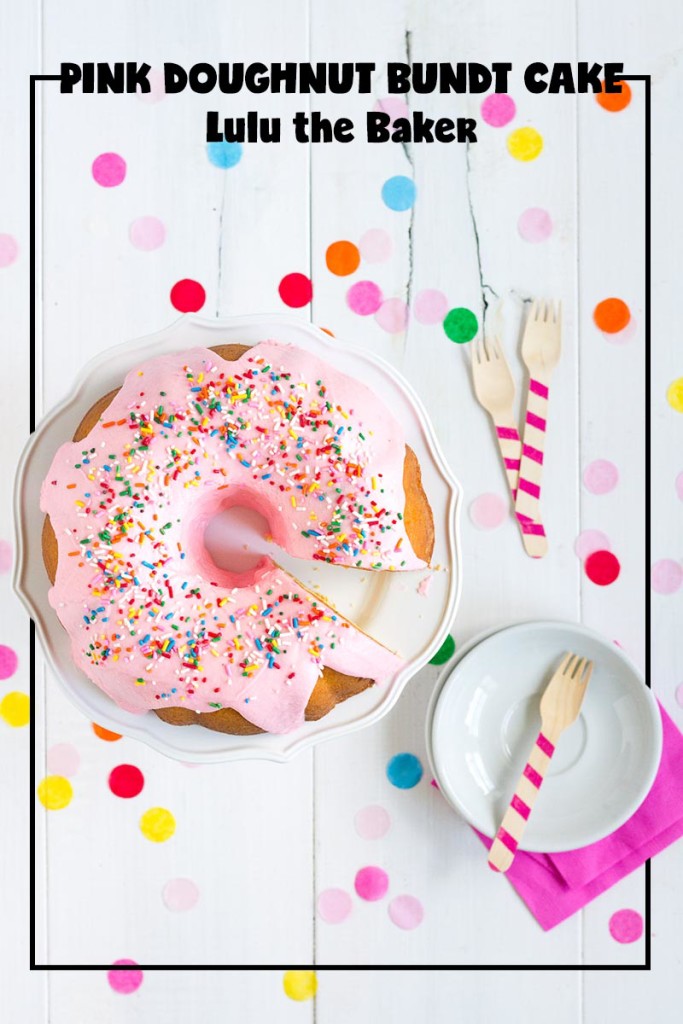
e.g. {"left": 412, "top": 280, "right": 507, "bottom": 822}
{"left": 381, "top": 175, "right": 417, "bottom": 211}
{"left": 386, "top": 752, "right": 423, "bottom": 789}
{"left": 206, "top": 141, "right": 243, "bottom": 169}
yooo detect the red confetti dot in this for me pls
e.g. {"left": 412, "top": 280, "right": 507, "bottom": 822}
{"left": 585, "top": 549, "right": 621, "bottom": 586}
{"left": 108, "top": 764, "right": 145, "bottom": 799}
{"left": 278, "top": 272, "right": 312, "bottom": 308}
{"left": 170, "top": 278, "right": 206, "bottom": 313}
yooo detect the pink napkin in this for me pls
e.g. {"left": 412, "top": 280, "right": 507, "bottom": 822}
{"left": 476, "top": 703, "right": 683, "bottom": 930}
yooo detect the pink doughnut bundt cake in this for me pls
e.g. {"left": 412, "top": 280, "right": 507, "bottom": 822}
{"left": 41, "top": 341, "right": 434, "bottom": 735}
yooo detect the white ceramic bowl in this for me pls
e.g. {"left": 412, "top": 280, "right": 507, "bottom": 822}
{"left": 15, "top": 313, "right": 462, "bottom": 762}
{"left": 426, "top": 621, "right": 662, "bottom": 852}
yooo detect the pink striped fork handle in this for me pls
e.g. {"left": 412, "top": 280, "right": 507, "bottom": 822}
{"left": 495, "top": 421, "right": 522, "bottom": 501}
{"left": 488, "top": 653, "right": 593, "bottom": 874}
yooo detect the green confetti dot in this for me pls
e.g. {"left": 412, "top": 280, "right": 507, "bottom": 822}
{"left": 429, "top": 634, "right": 456, "bottom": 665}
{"left": 443, "top": 307, "right": 478, "bottom": 344}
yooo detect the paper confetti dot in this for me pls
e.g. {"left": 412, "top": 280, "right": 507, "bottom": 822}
{"left": 375, "top": 297, "right": 408, "bottom": 333}
{"left": 283, "top": 970, "right": 317, "bottom": 1001}
{"left": 170, "top": 278, "right": 206, "bottom": 313}
{"left": 0, "top": 539, "right": 13, "bottom": 572}
{"left": 414, "top": 289, "right": 449, "bottom": 325}
{"left": 0, "top": 234, "right": 19, "bottom": 268}
{"left": 430, "top": 634, "right": 456, "bottom": 665}
{"left": 675, "top": 683, "right": 683, "bottom": 707}
{"left": 206, "top": 140, "right": 243, "bottom": 168}
{"left": 388, "top": 894, "right": 424, "bottom": 930}
{"left": 381, "top": 175, "right": 417, "bottom": 211}
{"left": 108, "top": 960, "right": 143, "bottom": 994}
{"left": 593, "top": 297, "right": 630, "bottom": 334}
{"left": 354, "top": 804, "right": 391, "bottom": 840}
{"left": 574, "top": 530, "right": 611, "bottom": 561}
{"left": 507, "top": 127, "right": 543, "bottom": 161}
{"left": 583, "top": 459, "right": 619, "bottom": 495}
{"left": 386, "top": 752, "right": 423, "bottom": 790}
{"left": 278, "top": 272, "right": 312, "bottom": 308}
{"left": 666, "top": 378, "right": 683, "bottom": 413}
{"left": 347, "top": 280, "right": 383, "bottom": 316}
{"left": 92, "top": 152, "right": 126, "bottom": 187}
{"left": 374, "top": 97, "right": 410, "bottom": 123}
{"left": 597, "top": 80, "right": 632, "bottom": 113}
{"left": 609, "top": 909, "right": 643, "bottom": 943}
{"left": 109, "top": 764, "right": 145, "bottom": 799}
{"left": 585, "top": 549, "right": 621, "bottom": 586}
{"left": 443, "top": 306, "right": 478, "bottom": 343}
{"left": 481, "top": 93, "right": 516, "bottom": 127}
{"left": 326, "top": 240, "right": 360, "bottom": 276}
{"left": 651, "top": 559, "right": 683, "bottom": 595}
{"left": 140, "top": 807, "right": 176, "bottom": 843}
{"left": 469, "top": 493, "right": 507, "bottom": 529}
{"left": 354, "top": 866, "right": 389, "bottom": 901}
{"left": 47, "top": 743, "right": 80, "bottom": 778}
{"left": 92, "top": 722, "right": 121, "bottom": 741}
{"left": 129, "top": 216, "right": 166, "bottom": 251}
{"left": 676, "top": 472, "right": 683, "bottom": 501}
{"left": 137, "top": 68, "right": 166, "bottom": 103}
{"left": 358, "top": 228, "right": 393, "bottom": 263}
{"left": 0, "top": 691, "right": 29, "bottom": 728}
{"left": 162, "top": 877, "right": 200, "bottom": 912}
{"left": 37, "top": 775, "right": 73, "bottom": 811}
{"left": 317, "top": 887, "right": 352, "bottom": 924}
{"left": 518, "top": 207, "right": 553, "bottom": 243}
{"left": 0, "top": 644, "right": 18, "bottom": 679}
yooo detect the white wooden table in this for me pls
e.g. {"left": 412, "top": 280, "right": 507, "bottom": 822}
{"left": 1, "top": 0, "right": 682, "bottom": 1018}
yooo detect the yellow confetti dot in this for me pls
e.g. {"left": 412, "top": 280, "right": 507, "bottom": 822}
{"left": 140, "top": 806, "right": 176, "bottom": 843}
{"left": 37, "top": 775, "right": 73, "bottom": 810}
{"left": 283, "top": 970, "right": 317, "bottom": 1002}
{"left": 0, "top": 691, "right": 30, "bottom": 727}
{"left": 666, "top": 378, "right": 683, "bottom": 413}
{"left": 507, "top": 126, "right": 544, "bottom": 162}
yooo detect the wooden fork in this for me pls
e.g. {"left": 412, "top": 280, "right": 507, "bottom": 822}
{"left": 515, "top": 300, "right": 563, "bottom": 558}
{"left": 471, "top": 335, "right": 523, "bottom": 504}
{"left": 488, "top": 653, "right": 594, "bottom": 874}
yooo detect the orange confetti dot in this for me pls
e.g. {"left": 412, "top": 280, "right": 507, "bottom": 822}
{"left": 593, "top": 297, "right": 631, "bottom": 334}
{"left": 92, "top": 722, "right": 122, "bottom": 741}
{"left": 596, "top": 80, "right": 632, "bottom": 113}
{"left": 325, "top": 240, "right": 360, "bottom": 277}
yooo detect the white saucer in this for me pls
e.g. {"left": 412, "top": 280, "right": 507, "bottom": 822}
{"left": 426, "top": 621, "right": 662, "bottom": 852}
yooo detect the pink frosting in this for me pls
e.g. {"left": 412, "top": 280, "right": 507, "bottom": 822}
{"left": 40, "top": 341, "right": 421, "bottom": 733}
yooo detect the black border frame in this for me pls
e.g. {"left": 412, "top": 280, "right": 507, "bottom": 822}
{"left": 27, "top": 72, "right": 652, "bottom": 971}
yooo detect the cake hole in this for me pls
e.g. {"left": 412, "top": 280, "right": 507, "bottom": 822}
{"left": 204, "top": 505, "right": 271, "bottom": 575}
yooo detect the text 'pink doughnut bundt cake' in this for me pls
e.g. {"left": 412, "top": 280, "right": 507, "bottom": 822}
{"left": 41, "top": 341, "right": 434, "bottom": 735}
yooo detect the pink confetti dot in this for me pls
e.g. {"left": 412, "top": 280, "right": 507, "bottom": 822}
{"left": 107, "top": 959, "right": 143, "bottom": 994}
{"left": 47, "top": 743, "right": 80, "bottom": 777}
{"left": 375, "top": 297, "right": 408, "bottom": 333}
{"left": 92, "top": 152, "right": 127, "bottom": 188}
{"left": 358, "top": 228, "right": 393, "bottom": 264}
{"left": 0, "top": 645, "right": 18, "bottom": 680}
{"left": 413, "top": 289, "right": 449, "bottom": 325}
{"left": 675, "top": 472, "right": 683, "bottom": 501}
{"left": 469, "top": 493, "right": 507, "bottom": 530}
{"left": 374, "top": 97, "right": 410, "bottom": 124}
{"left": 317, "top": 887, "right": 352, "bottom": 924}
{"left": 354, "top": 865, "right": 389, "bottom": 902}
{"left": 0, "top": 234, "right": 19, "bottom": 268}
{"left": 583, "top": 459, "right": 619, "bottom": 495}
{"left": 651, "top": 559, "right": 683, "bottom": 595}
{"left": 609, "top": 909, "right": 643, "bottom": 944}
{"left": 129, "top": 216, "right": 166, "bottom": 251}
{"left": 675, "top": 682, "right": 683, "bottom": 707}
{"left": 162, "top": 877, "right": 200, "bottom": 912}
{"left": 518, "top": 207, "right": 553, "bottom": 243}
{"left": 574, "top": 529, "right": 611, "bottom": 561}
{"left": 481, "top": 93, "right": 516, "bottom": 127}
{"left": 388, "top": 894, "right": 424, "bottom": 930}
{"left": 354, "top": 805, "right": 391, "bottom": 840}
{"left": 137, "top": 68, "right": 166, "bottom": 104}
{"left": 0, "top": 539, "right": 12, "bottom": 573}
{"left": 347, "top": 280, "right": 383, "bottom": 316}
